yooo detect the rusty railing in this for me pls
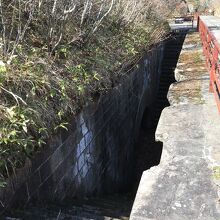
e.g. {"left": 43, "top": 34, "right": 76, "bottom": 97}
{"left": 198, "top": 16, "right": 220, "bottom": 112}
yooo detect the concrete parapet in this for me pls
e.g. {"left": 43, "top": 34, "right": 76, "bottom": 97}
{"left": 130, "top": 32, "right": 220, "bottom": 220}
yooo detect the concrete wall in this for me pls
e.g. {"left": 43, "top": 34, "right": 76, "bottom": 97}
{"left": 0, "top": 44, "right": 164, "bottom": 210}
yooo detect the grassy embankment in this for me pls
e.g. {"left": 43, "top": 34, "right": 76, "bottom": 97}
{"left": 0, "top": 1, "right": 172, "bottom": 187}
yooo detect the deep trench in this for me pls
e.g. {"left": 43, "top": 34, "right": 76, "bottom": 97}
{"left": 133, "top": 32, "right": 186, "bottom": 192}
{"left": 4, "top": 32, "right": 186, "bottom": 220}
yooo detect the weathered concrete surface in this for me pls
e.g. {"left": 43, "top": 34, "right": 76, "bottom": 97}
{"left": 130, "top": 32, "right": 220, "bottom": 220}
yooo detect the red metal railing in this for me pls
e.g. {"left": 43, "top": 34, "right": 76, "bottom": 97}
{"left": 198, "top": 16, "right": 220, "bottom": 112}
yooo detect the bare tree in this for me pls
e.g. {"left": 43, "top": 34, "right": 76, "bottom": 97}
{"left": 0, "top": 0, "right": 37, "bottom": 60}
{"left": 0, "top": 0, "right": 180, "bottom": 59}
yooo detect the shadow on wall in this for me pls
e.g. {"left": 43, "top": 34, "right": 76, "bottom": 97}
{"left": 133, "top": 107, "right": 163, "bottom": 191}
{"left": 132, "top": 32, "right": 187, "bottom": 191}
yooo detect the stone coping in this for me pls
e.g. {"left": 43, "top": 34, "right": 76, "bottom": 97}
{"left": 130, "top": 31, "right": 220, "bottom": 220}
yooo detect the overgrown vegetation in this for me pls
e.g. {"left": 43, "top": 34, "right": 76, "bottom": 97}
{"left": 0, "top": 0, "right": 179, "bottom": 185}
{"left": 187, "top": 0, "right": 214, "bottom": 12}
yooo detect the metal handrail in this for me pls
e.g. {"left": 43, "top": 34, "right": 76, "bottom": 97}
{"left": 198, "top": 16, "right": 220, "bottom": 112}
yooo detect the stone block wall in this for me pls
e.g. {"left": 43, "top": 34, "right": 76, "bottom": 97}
{"left": 0, "top": 44, "right": 164, "bottom": 210}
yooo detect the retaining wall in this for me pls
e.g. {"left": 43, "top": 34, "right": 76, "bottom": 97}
{"left": 0, "top": 44, "right": 164, "bottom": 210}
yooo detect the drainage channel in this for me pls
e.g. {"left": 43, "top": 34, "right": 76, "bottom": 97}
{"left": 133, "top": 31, "right": 186, "bottom": 191}
{"left": 3, "top": 32, "right": 186, "bottom": 220}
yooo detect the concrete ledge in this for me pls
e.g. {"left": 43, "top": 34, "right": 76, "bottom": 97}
{"left": 130, "top": 32, "right": 220, "bottom": 220}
